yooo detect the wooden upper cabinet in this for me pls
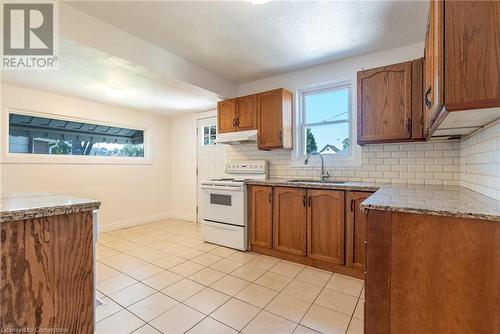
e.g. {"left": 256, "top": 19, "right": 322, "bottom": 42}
{"left": 257, "top": 89, "right": 293, "bottom": 150}
{"left": 346, "top": 191, "right": 372, "bottom": 270}
{"left": 273, "top": 187, "right": 306, "bottom": 256}
{"left": 358, "top": 61, "right": 412, "bottom": 143}
{"left": 445, "top": 0, "right": 500, "bottom": 110}
{"left": 423, "top": 0, "right": 444, "bottom": 135}
{"left": 217, "top": 99, "right": 237, "bottom": 133}
{"left": 249, "top": 185, "right": 273, "bottom": 249}
{"left": 236, "top": 95, "right": 257, "bottom": 131}
{"left": 306, "top": 190, "right": 345, "bottom": 265}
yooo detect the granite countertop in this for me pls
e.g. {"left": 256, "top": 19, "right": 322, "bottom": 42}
{"left": 1, "top": 192, "right": 101, "bottom": 223}
{"left": 245, "top": 179, "right": 500, "bottom": 222}
{"left": 245, "top": 179, "right": 385, "bottom": 192}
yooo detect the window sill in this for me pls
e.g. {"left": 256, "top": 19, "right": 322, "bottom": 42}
{"left": 1, "top": 153, "right": 153, "bottom": 165}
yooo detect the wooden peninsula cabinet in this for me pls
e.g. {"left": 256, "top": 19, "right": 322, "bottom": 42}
{"left": 0, "top": 193, "right": 100, "bottom": 334}
{"left": 248, "top": 184, "right": 372, "bottom": 278}
{"left": 364, "top": 209, "right": 500, "bottom": 333}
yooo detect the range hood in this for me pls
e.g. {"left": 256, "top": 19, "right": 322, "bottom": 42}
{"left": 215, "top": 130, "right": 257, "bottom": 144}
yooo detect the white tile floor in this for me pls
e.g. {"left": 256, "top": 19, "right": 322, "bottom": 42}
{"left": 96, "top": 219, "right": 365, "bottom": 334}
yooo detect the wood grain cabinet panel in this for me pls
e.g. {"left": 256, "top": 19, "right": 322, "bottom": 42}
{"left": 217, "top": 99, "right": 237, "bottom": 133}
{"left": 346, "top": 191, "right": 372, "bottom": 270}
{"left": 236, "top": 95, "right": 257, "bottom": 131}
{"left": 306, "top": 190, "right": 345, "bottom": 265}
{"left": 423, "top": 0, "right": 444, "bottom": 134}
{"left": 445, "top": 0, "right": 500, "bottom": 110}
{"left": 249, "top": 185, "right": 273, "bottom": 249}
{"left": 366, "top": 211, "right": 500, "bottom": 334}
{"left": 1, "top": 212, "right": 94, "bottom": 333}
{"left": 273, "top": 187, "right": 307, "bottom": 256}
{"left": 357, "top": 61, "right": 414, "bottom": 144}
{"left": 257, "top": 89, "right": 293, "bottom": 150}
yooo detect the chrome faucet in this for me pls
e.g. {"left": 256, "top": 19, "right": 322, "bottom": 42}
{"left": 304, "top": 151, "right": 329, "bottom": 182}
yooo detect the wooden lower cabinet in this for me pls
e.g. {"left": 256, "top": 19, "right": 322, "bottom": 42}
{"left": 248, "top": 185, "right": 273, "bottom": 249}
{"left": 346, "top": 191, "right": 372, "bottom": 270}
{"left": 249, "top": 185, "right": 365, "bottom": 279}
{"left": 273, "top": 187, "right": 307, "bottom": 256}
{"left": 366, "top": 210, "right": 500, "bottom": 333}
{"left": 307, "top": 189, "right": 345, "bottom": 265}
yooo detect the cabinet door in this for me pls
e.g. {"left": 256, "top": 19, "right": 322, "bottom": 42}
{"left": 306, "top": 189, "right": 345, "bottom": 265}
{"left": 258, "top": 89, "right": 283, "bottom": 150}
{"left": 249, "top": 186, "right": 273, "bottom": 249}
{"left": 217, "top": 99, "right": 236, "bottom": 133}
{"left": 236, "top": 95, "right": 257, "bottom": 131}
{"left": 273, "top": 187, "right": 307, "bottom": 256}
{"left": 423, "top": 0, "right": 444, "bottom": 132}
{"left": 346, "top": 191, "right": 372, "bottom": 270}
{"left": 445, "top": 0, "right": 500, "bottom": 110}
{"left": 357, "top": 62, "right": 413, "bottom": 143}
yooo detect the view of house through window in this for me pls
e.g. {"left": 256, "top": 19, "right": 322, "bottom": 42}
{"left": 202, "top": 124, "right": 217, "bottom": 146}
{"left": 302, "top": 85, "right": 351, "bottom": 155}
{"left": 8, "top": 113, "right": 145, "bottom": 157}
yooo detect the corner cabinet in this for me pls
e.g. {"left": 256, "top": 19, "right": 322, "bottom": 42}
{"left": 257, "top": 89, "right": 293, "bottom": 150}
{"left": 424, "top": 0, "right": 500, "bottom": 137}
{"left": 248, "top": 185, "right": 273, "bottom": 249}
{"left": 357, "top": 59, "right": 424, "bottom": 144}
{"left": 346, "top": 191, "right": 371, "bottom": 270}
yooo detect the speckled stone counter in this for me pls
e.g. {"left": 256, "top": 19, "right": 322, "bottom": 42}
{"left": 360, "top": 185, "right": 500, "bottom": 221}
{"left": 245, "top": 179, "right": 500, "bottom": 222}
{"left": 245, "top": 178, "right": 384, "bottom": 192}
{"left": 1, "top": 192, "right": 101, "bottom": 223}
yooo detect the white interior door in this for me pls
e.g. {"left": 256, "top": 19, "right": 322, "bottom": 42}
{"left": 197, "top": 117, "right": 226, "bottom": 223}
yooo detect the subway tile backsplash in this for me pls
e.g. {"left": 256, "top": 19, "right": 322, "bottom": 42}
{"left": 227, "top": 121, "right": 500, "bottom": 201}
{"left": 226, "top": 141, "right": 462, "bottom": 186}
{"left": 460, "top": 121, "right": 500, "bottom": 201}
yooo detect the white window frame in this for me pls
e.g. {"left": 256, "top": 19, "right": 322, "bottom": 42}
{"left": 2, "top": 108, "right": 152, "bottom": 165}
{"left": 291, "top": 80, "right": 362, "bottom": 167}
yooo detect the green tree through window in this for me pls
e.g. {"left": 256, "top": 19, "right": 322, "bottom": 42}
{"left": 306, "top": 128, "right": 318, "bottom": 154}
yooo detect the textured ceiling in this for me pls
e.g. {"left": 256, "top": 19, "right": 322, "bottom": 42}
{"left": 1, "top": 39, "right": 220, "bottom": 115}
{"left": 68, "top": 1, "right": 428, "bottom": 83}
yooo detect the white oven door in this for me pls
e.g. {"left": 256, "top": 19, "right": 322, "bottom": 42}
{"left": 200, "top": 185, "right": 244, "bottom": 226}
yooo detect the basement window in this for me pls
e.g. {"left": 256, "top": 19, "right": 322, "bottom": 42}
{"left": 8, "top": 112, "right": 146, "bottom": 158}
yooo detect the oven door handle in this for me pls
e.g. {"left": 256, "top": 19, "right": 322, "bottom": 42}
{"left": 201, "top": 185, "right": 242, "bottom": 192}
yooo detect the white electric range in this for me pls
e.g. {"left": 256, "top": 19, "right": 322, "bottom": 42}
{"left": 199, "top": 160, "right": 267, "bottom": 251}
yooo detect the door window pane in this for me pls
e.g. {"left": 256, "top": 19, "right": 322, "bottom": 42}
{"left": 202, "top": 124, "right": 217, "bottom": 146}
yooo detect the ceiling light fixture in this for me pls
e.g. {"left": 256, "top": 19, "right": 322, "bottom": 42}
{"left": 106, "top": 87, "right": 126, "bottom": 99}
{"left": 248, "top": 0, "right": 270, "bottom": 4}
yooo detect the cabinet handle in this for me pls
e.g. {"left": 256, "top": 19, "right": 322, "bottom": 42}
{"left": 303, "top": 196, "right": 307, "bottom": 207}
{"left": 232, "top": 118, "right": 236, "bottom": 127}
{"left": 308, "top": 196, "right": 312, "bottom": 207}
{"left": 424, "top": 86, "right": 432, "bottom": 109}
{"left": 279, "top": 131, "right": 282, "bottom": 142}
{"left": 236, "top": 117, "right": 240, "bottom": 127}
{"left": 407, "top": 119, "right": 412, "bottom": 133}
{"left": 269, "top": 193, "right": 272, "bottom": 203}
{"left": 351, "top": 199, "right": 355, "bottom": 211}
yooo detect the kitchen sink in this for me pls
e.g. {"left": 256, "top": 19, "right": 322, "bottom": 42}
{"left": 286, "top": 179, "right": 346, "bottom": 184}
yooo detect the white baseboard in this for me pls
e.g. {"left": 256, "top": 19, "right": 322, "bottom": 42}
{"left": 98, "top": 212, "right": 196, "bottom": 232}
{"left": 168, "top": 212, "right": 197, "bottom": 222}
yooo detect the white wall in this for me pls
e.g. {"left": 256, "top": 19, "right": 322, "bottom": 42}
{"left": 169, "top": 112, "right": 198, "bottom": 221}
{"left": 1, "top": 84, "right": 172, "bottom": 230}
